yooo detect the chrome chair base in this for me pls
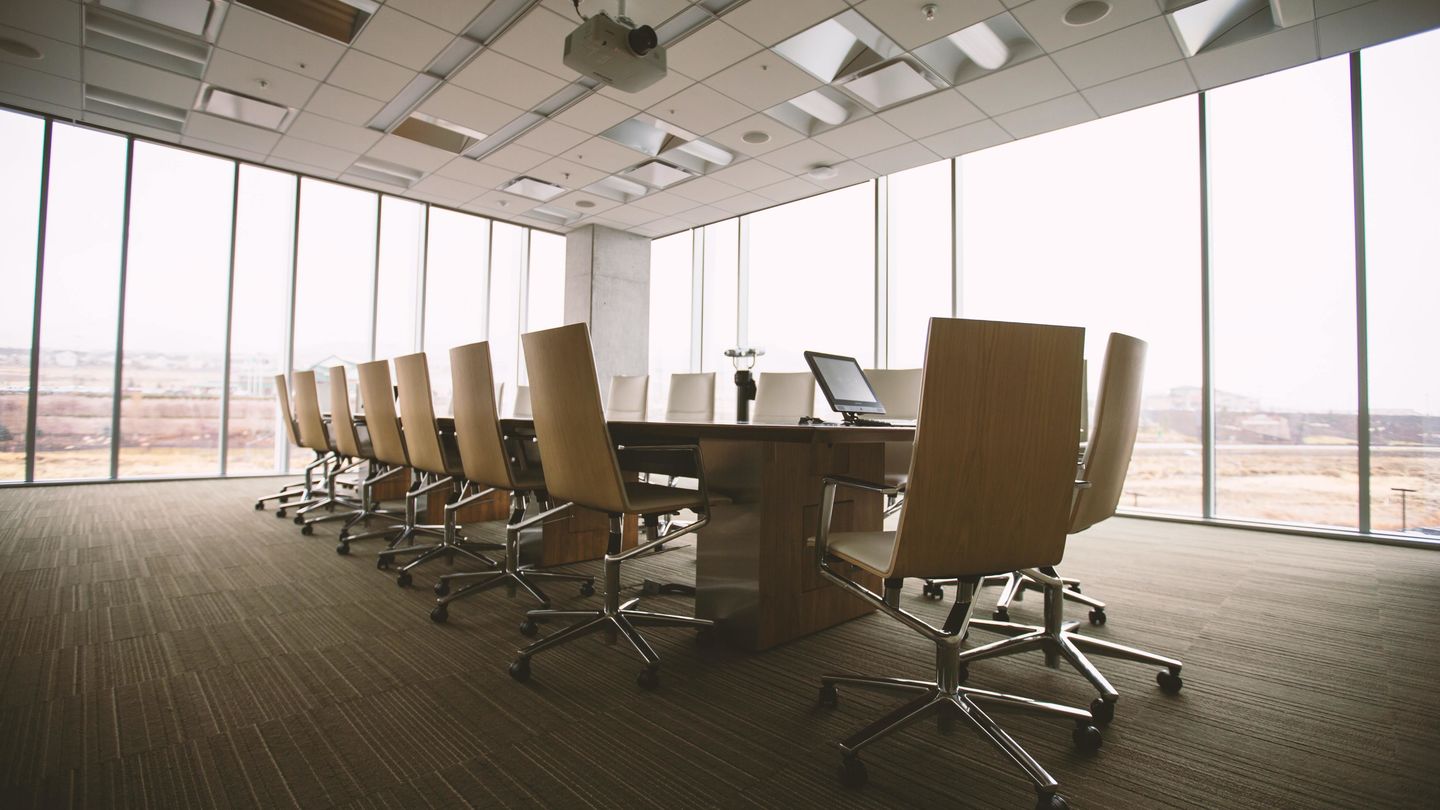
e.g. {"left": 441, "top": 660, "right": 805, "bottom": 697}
{"left": 333, "top": 463, "right": 407, "bottom": 554}
{"left": 508, "top": 512, "right": 712, "bottom": 690}
{"left": 375, "top": 475, "right": 501, "bottom": 587}
{"left": 924, "top": 568, "right": 1107, "bottom": 623}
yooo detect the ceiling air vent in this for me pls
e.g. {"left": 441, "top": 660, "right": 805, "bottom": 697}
{"left": 236, "top": 0, "right": 379, "bottom": 44}
{"left": 197, "top": 84, "right": 296, "bottom": 130}
{"left": 502, "top": 176, "right": 569, "bottom": 202}
{"left": 836, "top": 58, "right": 946, "bottom": 112}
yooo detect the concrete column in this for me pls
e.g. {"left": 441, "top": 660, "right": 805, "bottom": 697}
{"left": 564, "top": 224, "right": 649, "bottom": 385}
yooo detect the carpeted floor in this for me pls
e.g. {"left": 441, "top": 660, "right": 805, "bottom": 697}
{"left": 0, "top": 478, "right": 1437, "bottom": 809}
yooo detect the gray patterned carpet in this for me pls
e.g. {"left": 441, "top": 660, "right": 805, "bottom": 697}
{"left": 0, "top": 478, "right": 1437, "bottom": 808}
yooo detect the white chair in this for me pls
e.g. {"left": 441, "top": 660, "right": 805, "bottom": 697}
{"left": 751, "top": 371, "right": 815, "bottom": 422}
{"left": 606, "top": 374, "right": 649, "bottom": 420}
{"left": 865, "top": 368, "right": 922, "bottom": 492}
{"left": 665, "top": 372, "right": 716, "bottom": 421}
{"left": 512, "top": 384, "right": 532, "bottom": 418}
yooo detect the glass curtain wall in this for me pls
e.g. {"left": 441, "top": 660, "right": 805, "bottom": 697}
{"left": 0, "top": 111, "right": 44, "bottom": 481}
{"left": 885, "top": 161, "right": 953, "bottom": 369}
{"left": 374, "top": 197, "right": 427, "bottom": 362}
{"left": 423, "top": 208, "right": 490, "bottom": 415}
{"left": 648, "top": 230, "right": 694, "bottom": 411}
{"left": 487, "top": 222, "right": 526, "bottom": 400}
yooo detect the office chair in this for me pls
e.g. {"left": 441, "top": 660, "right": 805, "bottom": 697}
{"left": 752, "top": 371, "right": 815, "bottom": 422}
{"left": 254, "top": 373, "right": 322, "bottom": 515}
{"left": 508, "top": 323, "right": 715, "bottom": 690}
{"left": 813, "top": 318, "right": 1101, "bottom": 809}
{"left": 665, "top": 372, "right": 716, "bottom": 421}
{"left": 340, "top": 358, "right": 432, "bottom": 553}
{"left": 376, "top": 352, "right": 502, "bottom": 587}
{"left": 864, "top": 367, "right": 921, "bottom": 510}
{"left": 512, "top": 384, "right": 532, "bottom": 418}
{"left": 429, "top": 341, "right": 595, "bottom": 622}
{"left": 606, "top": 374, "right": 649, "bottom": 420}
{"left": 326, "top": 365, "right": 406, "bottom": 554}
{"left": 952, "top": 333, "right": 1183, "bottom": 724}
{"left": 288, "top": 370, "right": 364, "bottom": 530}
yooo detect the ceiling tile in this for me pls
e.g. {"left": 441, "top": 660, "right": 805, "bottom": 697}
{"left": 271, "top": 136, "right": 360, "bottom": 173}
{"left": 553, "top": 92, "right": 639, "bottom": 133}
{"left": 484, "top": 142, "right": 550, "bottom": 172}
{"left": 466, "top": 189, "right": 541, "bottom": 216}
{"left": 1081, "top": 60, "right": 1197, "bottom": 117}
{"left": 594, "top": 203, "right": 665, "bottom": 227}
{"left": 711, "top": 190, "right": 773, "bottom": 215}
{"left": 918, "top": 118, "right": 1013, "bottom": 156}
{"left": 1187, "top": 22, "right": 1319, "bottom": 89}
{"left": 877, "top": 89, "right": 985, "bottom": 138}
{"left": 1011, "top": 0, "right": 1164, "bottom": 53}
{"left": 267, "top": 156, "right": 340, "bottom": 179}
{"left": 631, "top": 216, "right": 690, "bottom": 237}
{"left": 340, "top": 170, "right": 410, "bottom": 195}
{"left": 0, "top": 25, "right": 78, "bottom": 81}
{"left": 671, "top": 203, "right": 731, "bottom": 226}
{"left": 757, "top": 138, "right": 847, "bottom": 174}
{"left": 853, "top": 0, "right": 1005, "bottom": 50}
{"left": 353, "top": 6, "right": 454, "bottom": 71}
{"left": 410, "top": 173, "right": 482, "bottom": 203}
{"left": 85, "top": 51, "right": 200, "bottom": 109}
{"left": 722, "top": 0, "right": 848, "bottom": 46}
{"left": 560, "top": 137, "right": 649, "bottom": 173}
{"left": 365, "top": 133, "right": 455, "bottom": 172}
{"left": 956, "top": 56, "right": 1075, "bottom": 116}
{"left": 286, "top": 111, "right": 383, "bottom": 153}
{"left": 417, "top": 83, "right": 524, "bottom": 137}
{"left": 450, "top": 49, "right": 568, "bottom": 111}
{"left": 489, "top": 6, "right": 582, "bottom": 81}
{"left": 667, "top": 175, "right": 745, "bottom": 204}
{"left": 0, "top": 0, "right": 79, "bottom": 43}
{"left": 704, "top": 50, "right": 822, "bottom": 111}
{"left": 216, "top": 5, "right": 345, "bottom": 81}
{"left": 598, "top": 65, "right": 697, "bottom": 109}
{"left": 628, "top": 190, "right": 703, "bottom": 214}
{"left": 514, "top": 119, "right": 591, "bottom": 155}
{"left": 1318, "top": 0, "right": 1440, "bottom": 58}
{"left": 327, "top": 49, "right": 416, "bottom": 102}
{"left": 0, "top": 68, "right": 80, "bottom": 110}
{"left": 183, "top": 111, "right": 283, "bottom": 154}
{"left": 180, "top": 135, "right": 267, "bottom": 164}
{"left": 666, "top": 21, "right": 763, "bottom": 80}
{"left": 994, "top": 91, "right": 1097, "bottom": 139}
{"left": 206, "top": 49, "right": 319, "bottom": 108}
{"left": 649, "top": 82, "right": 753, "bottom": 135}
{"left": 807, "top": 159, "right": 877, "bottom": 189}
{"left": 540, "top": 0, "right": 691, "bottom": 26}
{"left": 306, "top": 84, "right": 384, "bottom": 126}
{"left": 708, "top": 113, "right": 806, "bottom": 156}
{"left": 755, "top": 175, "right": 825, "bottom": 204}
{"left": 84, "top": 112, "right": 179, "bottom": 143}
{"left": 1052, "top": 17, "right": 1184, "bottom": 89}
{"left": 708, "top": 159, "right": 793, "bottom": 191}
{"left": 388, "top": 0, "right": 490, "bottom": 33}
{"left": 434, "top": 156, "right": 515, "bottom": 188}
{"left": 854, "top": 141, "right": 940, "bottom": 174}
{"left": 551, "top": 189, "right": 622, "bottom": 215}
{"left": 529, "top": 156, "right": 606, "bottom": 190}
{"left": 812, "top": 115, "right": 910, "bottom": 159}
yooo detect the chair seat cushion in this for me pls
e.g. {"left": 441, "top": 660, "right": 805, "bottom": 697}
{"left": 828, "top": 531, "right": 896, "bottom": 576}
{"left": 623, "top": 481, "right": 710, "bottom": 514}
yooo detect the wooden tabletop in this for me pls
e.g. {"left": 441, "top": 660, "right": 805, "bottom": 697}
{"left": 337, "top": 413, "right": 914, "bottom": 444}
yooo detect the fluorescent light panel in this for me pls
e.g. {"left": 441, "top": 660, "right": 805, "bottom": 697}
{"left": 84, "top": 6, "right": 209, "bottom": 78}
{"left": 837, "top": 59, "right": 943, "bottom": 111}
{"left": 236, "top": 0, "right": 377, "bottom": 44}
{"left": 502, "top": 176, "right": 569, "bottom": 201}
{"left": 199, "top": 85, "right": 294, "bottom": 130}
{"left": 624, "top": 160, "right": 694, "bottom": 189}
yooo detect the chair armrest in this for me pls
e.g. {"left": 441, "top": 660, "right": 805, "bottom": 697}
{"left": 822, "top": 474, "right": 903, "bottom": 497}
{"left": 616, "top": 444, "right": 703, "bottom": 480}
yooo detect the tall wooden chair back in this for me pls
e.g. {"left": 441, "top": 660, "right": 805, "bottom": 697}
{"left": 521, "top": 324, "right": 628, "bottom": 514}
{"left": 356, "top": 359, "right": 408, "bottom": 468}
{"left": 328, "top": 366, "right": 363, "bottom": 458}
{"left": 393, "top": 353, "right": 448, "bottom": 476}
{"left": 292, "top": 370, "right": 330, "bottom": 452}
{"left": 273, "top": 374, "right": 301, "bottom": 445}
{"left": 1070, "top": 333, "right": 1147, "bottom": 534}
{"left": 450, "top": 341, "right": 517, "bottom": 490}
{"left": 889, "top": 318, "right": 1085, "bottom": 579}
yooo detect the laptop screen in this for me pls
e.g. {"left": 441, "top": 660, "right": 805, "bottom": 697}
{"left": 804, "top": 351, "right": 886, "bottom": 415}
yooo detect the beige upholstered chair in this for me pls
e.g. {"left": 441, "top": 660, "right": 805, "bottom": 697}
{"left": 665, "top": 372, "right": 716, "bottom": 421}
{"left": 864, "top": 367, "right": 921, "bottom": 494}
{"left": 288, "top": 370, "right": 364, "bottom": 529}
{"left": 428, "top": 341, "right": 595, "bottom": 623}
{"left": 376, "top": 352, "right": 502, "bottom": 587}
{"left": 512, "top": 384, "right": 532, "bottom": 418}
{"left": 343, "top": 359, "right": 433, "bottom": 553}
{"left": 751, "top": 371, "right": 815, "bottom": 422}
{"left": 254, "top": 374, "right": 318, "bottom": 514}
{"left": 955, "top": 333, "right": 1184, "bottom": 725}
{"left": 509, "top": 323, "right": 714, "bottom": 690}
{"left": 606, "top": 374, "right": 649, "bottom": 421}
{"left": 326, "top": 365, "right": 407, "bottom": 555}
{"left": 813, "top": 318, "right": 1101, "bottom": 808}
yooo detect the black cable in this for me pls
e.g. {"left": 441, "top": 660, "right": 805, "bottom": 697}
{"left": 572, "top": 0, "right": 587, "bottom": 22}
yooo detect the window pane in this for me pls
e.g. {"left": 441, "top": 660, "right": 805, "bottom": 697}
{"left": 1362, "top": 29, "right": 1440, "bottom": 536}
{"left": 117, "top": 142, "right": 234, "bottom": 477}
{"left": 1208, "top": 57, "right": 1357, "bottom": 529}
{"left": 700, "top": 219, "right": 738, "bottom": 421}
{"left": 887, "top": 161, "right": 951, "bottom": 369}
{"left": 423, "top": 208, "right": 489, "bottom": 414}
{"left": 34, "top": 124, "right": 128, "bottom": 480}
{"left": 487, "top": 222, "right": 525, "bottom": 401}
{"left": 293, "top": 179, "right": 377, "bottom": 373}
{"left": 374, "top": 196, "right": 425, "bottom": 360}
{"left": 0, "top": 110, "right": 44, "bottom": 480}
{"left": 519, "top": 229, "right": 564, "bottom": 397}
{"left": 227, "top": 166, "right": 295, "bottom": 475}
{"left": 649, "top": 230, "right": 694, "bottom": 411}
{"left": 960, "top": 97, "right": 1202, "bottom": 516}
{"left": 747, "top": 183, "right": 875, "bottom": 375}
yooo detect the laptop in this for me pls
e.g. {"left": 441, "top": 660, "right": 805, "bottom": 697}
{"left": 803, "top": 351, "right": 894, "bottom": 426}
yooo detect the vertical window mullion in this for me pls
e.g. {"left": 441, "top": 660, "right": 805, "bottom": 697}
{"left": 282, "top": 176, "right": 301, "bottom": 474}
{"left": 109, "top": 138, "right": 136, "bottom": 481}
{"left": 23, "top": 119, "right": 53, "bottom": 483}
{"left": 1349, "top": 52, "right": 1372, "bottom": 535}
{"left": 219, "top": 161, "right": 240, "bottom": 476}
{"left": 1198, "top": 92, "right": 1216, "bottom": 520}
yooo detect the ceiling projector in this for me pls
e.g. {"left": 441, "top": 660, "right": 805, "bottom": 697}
{"left": 563, "top": 11, "right": 666, "bottom": 93}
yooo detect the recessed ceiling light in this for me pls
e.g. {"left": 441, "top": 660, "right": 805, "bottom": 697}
{"left": 1063, "top": 1, "right": 1111, "bottom": 26}
{"left": 199, "top": 86, "right": 295, "bottom": 130}
{"left": 502, "top": 176, "right": 568, "bottom": 201}
{"left": 575, "top": 199, "right": 596, "bottom": 209}
{"left": 742, "top": 130, "right": 770, "bottom": 144}
{"left": 806, "top": 165, "right": 838, "bottom": 181}
{"left": 0, "top": 37, "right": 42, "bottom": 59}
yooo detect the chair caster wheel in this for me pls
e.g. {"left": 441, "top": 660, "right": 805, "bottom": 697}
{"left": 1070, "top": 584, "right": 1082, "bottom": 594}
{"left": 293, "top": 515, "right": 305, "bottom": 525}
{"left": 430, "top": 605, "right": 448, "bottom": 623}
{"left": 376, "top": 558, "right": 390, "bottom": 570}
{"left": 300, "top": 524, "right": 313, "bottom": 536}
{"left": 433, "top": 580, "right": 450, "bottom": 597}
{"left": 509, "top": 658, "right": 531, "bottom": 682}
{"left": 1089, "top": 697, "right": 1115, "bottom": 725}
{"left": 1073, "top": 722, "right": 1103, "bottom": 752}
{"left": 335, "top": 542, "right": 349, "bottom": 555}
{"left": 1089, "top": 608, "right": 1107, "bottom": 626}
{"left": 579, "top": 581, "right": 595, "bottom": 597}
{"left": 1157, "top": 668, "right": 1183, "bottom": 694}
{"left": 396, "top": 572, "right": 412, "bottom": 588}
{"left": 519, "top": 618, "right": 539, "bottom": 637}
{"left": 636, "top": 667, "right": 660, "bottom": 690}
{"left": 922, "top": 582, "right": 944, "bottom": 600}
{"left": 839, "top": 756, "right": 867, "bottom": 789}
{"left": 254, "top": 502, "right": 264, "bottom": 511}
{"left": 818, "top": 683, "right": 839, "bottom": 708}
{"left": 641, "top": 580, "right": 659, "bottom": 597}
{"left": 275, "top": 509, "right": 287, "bottom": 519}
{"left": 1037, "top": 792, "right": 1069, "bottom": 809}
{"left": 993, "top": 607, "right": 1010, "bottom": 622}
